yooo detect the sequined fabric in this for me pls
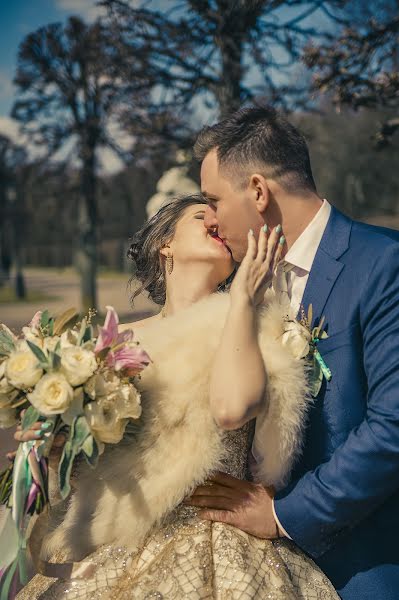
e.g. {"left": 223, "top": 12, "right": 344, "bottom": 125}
{"left": 17, "top": 424, "right": 339, "bottom": 599}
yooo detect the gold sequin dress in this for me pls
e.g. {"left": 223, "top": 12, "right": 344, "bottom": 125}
{"left": 17, "top": 423, "right": 339, "bottom": 600}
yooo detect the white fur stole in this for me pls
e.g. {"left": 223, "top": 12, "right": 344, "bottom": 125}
{"left": 43, "top": 292, "right": 311, "bottom": 561}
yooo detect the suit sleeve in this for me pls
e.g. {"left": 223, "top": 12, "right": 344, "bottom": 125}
{"left": 274, "top": 242, "right": 399, "bottom": 558}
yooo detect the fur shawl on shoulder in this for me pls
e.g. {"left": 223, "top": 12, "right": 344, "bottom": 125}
{"left": 43, "top": 292, "right": 311, "bottom": 561}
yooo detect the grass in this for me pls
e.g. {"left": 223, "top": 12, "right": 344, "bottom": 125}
{"left": 0, "top": 286, "right": 59, "bottom": 305}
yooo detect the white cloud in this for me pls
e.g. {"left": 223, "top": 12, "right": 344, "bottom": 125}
{"left": 56, "top": 0, "right": 105, "bottom": 21}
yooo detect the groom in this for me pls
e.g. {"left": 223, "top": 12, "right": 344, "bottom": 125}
{"left": 187, "top": 106, "right": 399, "bottom": 599}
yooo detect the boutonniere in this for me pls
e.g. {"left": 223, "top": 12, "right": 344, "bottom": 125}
{"left": 282, "top": 304, "right": 332, "bottom": 397}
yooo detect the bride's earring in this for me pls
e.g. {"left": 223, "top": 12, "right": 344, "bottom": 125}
{"left": 166, "top": 252, "right": 174, "bottom": 274}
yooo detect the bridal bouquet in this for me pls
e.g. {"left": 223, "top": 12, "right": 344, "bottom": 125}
{"left": 0, "top": 306, "right": 150, "bottom": 596}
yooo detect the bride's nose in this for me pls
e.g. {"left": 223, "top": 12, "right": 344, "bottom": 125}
{"left": 203, "top": 205, "right": 218, "bottom": 230}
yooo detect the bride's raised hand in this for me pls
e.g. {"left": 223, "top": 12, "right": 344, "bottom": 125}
{"left": 230, "top": 225, "right": 284, "bottom": 307}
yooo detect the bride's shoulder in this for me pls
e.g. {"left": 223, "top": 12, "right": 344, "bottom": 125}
{"left": 118, "top": 314, "right": 160, "bottom": 332}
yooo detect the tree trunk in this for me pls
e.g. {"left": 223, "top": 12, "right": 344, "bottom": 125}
{"left": 217, "top": 32, "right": 243, "bottom": 117}
{"left": 75, "top": 144, "right": 98, "bottom": 314}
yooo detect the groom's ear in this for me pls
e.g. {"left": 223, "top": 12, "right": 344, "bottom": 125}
{"left": 249, "top": 174, "right": 270, "bottom": 214}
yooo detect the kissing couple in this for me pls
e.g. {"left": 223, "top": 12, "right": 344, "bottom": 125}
{"left": 16, "top": 106, "right": 399, "bottom": 600}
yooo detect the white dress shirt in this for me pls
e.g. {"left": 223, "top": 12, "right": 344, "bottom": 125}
{"left": 252, "top": 199, "right": 332, "bottom": 538}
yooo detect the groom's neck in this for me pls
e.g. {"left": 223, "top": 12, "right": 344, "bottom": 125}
{"left": 276, "top": 193, "right": 324, "bottom": 251}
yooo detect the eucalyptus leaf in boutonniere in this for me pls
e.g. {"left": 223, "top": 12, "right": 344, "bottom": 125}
{"left": 282, "top": 304, "right": 332, "bottom": 398}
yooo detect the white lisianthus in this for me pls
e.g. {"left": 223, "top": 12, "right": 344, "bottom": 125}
{"left": 43, "top": 335, "right": 61, "bottom": 353}
{"left": 60, "top": 329, "right": 79, "bottom": 349}
{"left": 0, "top": 407, "right": 18, "bottom": 428}
{"left": 21, "top": 326, "right": 42, "bottom": 346}
{"left": 5, "top": 350, "right": 43, "bottom": 389}
{"left": 27, "top": 372, "right": 73, "bottom": 416}
{"left": 62, "top": 386, "right": 85, "bottom": 425}
{"left": 281, "top": 321, "right": 312, "bottom": 360}
{"left": 84, "top": 382, "right": 141, "bottom": 444}
{"left": 60, "top": 346, "right": 97, "bottom": 386}
{"left": 84, "top": 373, "right": 107, "bottom": 400}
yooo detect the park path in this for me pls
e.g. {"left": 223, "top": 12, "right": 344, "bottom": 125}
{"left": 0, "top": 267, "right": 157, "bottom": 466}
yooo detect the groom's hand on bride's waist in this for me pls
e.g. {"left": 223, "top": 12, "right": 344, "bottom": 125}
{"left": 184, "top": 471, "right": 282, "bottom": 539}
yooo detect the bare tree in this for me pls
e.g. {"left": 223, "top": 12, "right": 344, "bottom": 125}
{"left": 12, "top": 16, "right": 150, "bottom": 312}
{"left": 304, "top": 0, "right": 399, "bottom": 147}
{"left": 102, "top": 0, "right": 347, "bottom": 129}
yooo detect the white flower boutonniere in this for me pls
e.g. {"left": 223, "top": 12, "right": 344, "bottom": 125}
{"left": 282, "top": 304, "right": 332, "bottom": 397}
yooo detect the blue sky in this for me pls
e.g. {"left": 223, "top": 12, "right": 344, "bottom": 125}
{"left": 0, "top": 0, "right": 107, "bottom": 138}
{"left": 0, "top": 1, "right": 333, "bottom": 171}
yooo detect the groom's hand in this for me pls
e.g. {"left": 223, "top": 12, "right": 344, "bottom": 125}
{"left": 185, "top": 471, "right": 280, "bottom": 539}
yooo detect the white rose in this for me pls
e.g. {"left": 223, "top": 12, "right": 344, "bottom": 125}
{"left": 281, "top": 322, "right": 311, "bottom": 360}
{"left": 27, "top": 372, "right": 73, "bottom": 416}
{"left": 0, "top": 407, "right": 18, "bottom": 428}
{"left": 60, "top": 346, "right": 97, "bottom": 386}
{"left": 5, "top": 350, "right": 43, "bottom": 389}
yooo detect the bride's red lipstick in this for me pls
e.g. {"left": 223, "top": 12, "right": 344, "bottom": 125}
{"left": 210, "top": 233, "right": 232, "bottom": 255}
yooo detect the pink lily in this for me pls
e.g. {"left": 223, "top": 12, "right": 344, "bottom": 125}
{"left": 106, "top": 345, "right": 151, "bottom": 375}
{"left": 95, "top": 305, "right": 134, "bottom": 354}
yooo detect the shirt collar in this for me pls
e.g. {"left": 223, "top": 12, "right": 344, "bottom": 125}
{"left": 284, "top": 199, "right": 331, "bottom": 273}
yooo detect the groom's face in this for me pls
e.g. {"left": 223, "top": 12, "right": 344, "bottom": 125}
{"left": 200, "top": 149, "right": 264, "bottom": 262}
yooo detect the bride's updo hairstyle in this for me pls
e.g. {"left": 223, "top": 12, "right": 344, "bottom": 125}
{"left": 128, "top": 194, "right": 218, "bottom": 306}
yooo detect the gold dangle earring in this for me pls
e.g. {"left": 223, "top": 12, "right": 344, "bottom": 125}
{"left": 166, "top": 252, "right": 174, "bottom": 275}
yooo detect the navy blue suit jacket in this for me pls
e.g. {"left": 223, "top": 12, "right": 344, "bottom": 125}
{"left": 274, "top": 206, "right": 399, "bottom": 600}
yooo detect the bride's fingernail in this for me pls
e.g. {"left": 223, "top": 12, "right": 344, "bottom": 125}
{"left": 275, "top": 224, "right": 282, "bottom": 233}
{"left": 262, "top": 224, "right": 268, "bottom": 233}
{"left": 279, "top": 235, "right": 285, "bottom": 245}
{"left": 249, "top": 228, "right": 254, "bottom": 236}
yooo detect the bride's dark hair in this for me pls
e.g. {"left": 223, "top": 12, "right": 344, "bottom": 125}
{"left": 127, "top": 194, "right": 233, "bottom": 306}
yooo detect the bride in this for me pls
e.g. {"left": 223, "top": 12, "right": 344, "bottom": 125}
{"left": 15, "top": 194, "right": 339, "bottom": 599}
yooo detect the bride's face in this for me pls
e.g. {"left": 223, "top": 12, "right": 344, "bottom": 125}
{"left": 162, "top": 204, "right": 235, "bottom": 283}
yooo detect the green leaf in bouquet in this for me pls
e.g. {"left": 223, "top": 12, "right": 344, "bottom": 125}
{"left": 48, "top": 318, "right": 54, "bottom": 337}
{"left": 0, "top": 327, "right": 16, "bottom": 356}
{"left": 58, "top": 415, "right": 91, "bottom": 499}
{"left": 22, "top": 406, "right": 41, "bottom": 432}
{"left": 48, "top": 350, "right": 61, "bottom": 370}
{"left": 82, "top": 324, "right": 93, "bottom": 344}
{"left": 40, "top": 310, "right": 50, "bottom": 330}
{"left": 26, "top": 340, "right": 48, "bottom": 368}
{"left": 81, "top": 434, "right": 99, "bottom": 468}
{"left": 53, "top": 308, "right": 79, "bottom": 336}
{"left": 71, "top": 414, "right": 91, "bottom": 448}
{"left": 58, "top": 439, "right": 75, "bottom": 499}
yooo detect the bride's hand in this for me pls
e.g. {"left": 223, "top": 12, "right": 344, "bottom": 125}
{"left": 13, "top": 413, "right": 67, "bottom": 468}
{"left": 230, "top": 224, "right": 284, "bottom": 307}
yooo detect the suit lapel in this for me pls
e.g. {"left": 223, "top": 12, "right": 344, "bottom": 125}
{"left": 299, "top": 206, "right": 352, "bottom": 326}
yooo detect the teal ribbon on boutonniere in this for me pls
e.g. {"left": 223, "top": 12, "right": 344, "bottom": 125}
{"left": 299, "top": 304, "right": 332, "bottom": 397}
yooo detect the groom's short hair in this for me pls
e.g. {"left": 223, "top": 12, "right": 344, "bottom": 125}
{"left": 194, "top": 106, "right": 317, "bottom": 194}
